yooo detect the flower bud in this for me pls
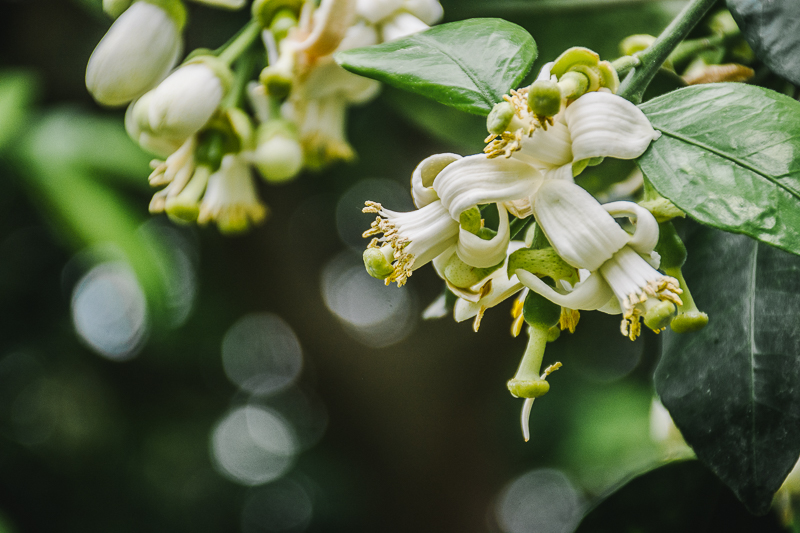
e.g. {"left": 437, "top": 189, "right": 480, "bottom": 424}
{"left": 260, "top": 57, "right": 294, "bottom": 99}
{"left": 252, "top": 121, "right": 304, "bottom": 184}
{"left": 124, "top": 95, "right": 183, "bottom": 156}
{"left": 86, "top": 0, "right": 185, "bottom": 107}
{"left": 144, "top": 58, "right": 231, "bottom": 140}
{"left": 381, "top": 12, "right": 429, "bottom": 42}
{"left": 620, "top": 35, "right": 656, "bottom": 56}
{"left": 527, "top": 80, "right": 562, "bottom": 119}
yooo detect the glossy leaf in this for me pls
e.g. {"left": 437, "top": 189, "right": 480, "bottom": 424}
{"left": 727, "top": 0, "right": 800, "bottom": 85}
{"left": 638, "top": 83, "right": 800, "bottom": 256}
{"left": 655, "top": 225, "right": 800, "bottom": 515}
{"left": 577, "top": 461, "right": 787, "bottom": 531}
{"left": 335, "top": 18, "right": 537, "bottom": 115}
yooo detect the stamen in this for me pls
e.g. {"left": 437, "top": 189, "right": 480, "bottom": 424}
{"left": 559, "top": 308, "right": 580, "bottom": 333}
{"left": 473, "top": 306, "right": 487, "bottom": 332}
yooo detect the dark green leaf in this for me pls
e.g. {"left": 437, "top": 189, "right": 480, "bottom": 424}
{"left": 655, "top": 225, "right": 800, "bottom": 514}
{"left": 335, "top": 18, "right": 537, "bottom": 115}
{"left": 638, "top": 83, "right": 800, "bottom": 256}
{"left": 577, "top": 461, "right": 788, "bottom": 532}
{"left": 727, "top": 0, "right": 800, "bottom": 85}
{"left": 0, "top": 70, "right": 38, "bottom": 153}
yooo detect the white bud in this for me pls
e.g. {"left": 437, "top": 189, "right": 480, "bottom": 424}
{"left": 146, "top": 63, "right": 225, "bottom": 139}
{"left": 86, "top": 1, "right": 184, "bottom": 107}
{"left": 381, "top": 12, "right": 428, "bottom": 42}
{"left": 355, "top": 0, "right": 402, "bottom": 24}
{"left": 124, "top": 96, "right": 183, "bottom": 156}
{"left": 252, "top": 133, "right": 304, "bottom": 184}
{"left": 402, "top": 0, "right": 443, "bottom": 25}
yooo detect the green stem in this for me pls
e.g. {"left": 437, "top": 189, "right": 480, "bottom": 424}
{"left": 218, "top": 19, "right": 262, "bottom": 66}
{"left": 617, "top": 0, "right": 716, "bottom": 104}
{"left": 223, "top": 49, "right": 260, "bottom": 109}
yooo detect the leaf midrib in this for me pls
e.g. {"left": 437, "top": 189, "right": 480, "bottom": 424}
{"left": 415, "top": 34, "right": 498, "bottom": 109}
{"left": 748, "top": 241, "right": 758, "bottom": 486}
{"left": 653, "top": 126, "right": 800, "bottom": 203}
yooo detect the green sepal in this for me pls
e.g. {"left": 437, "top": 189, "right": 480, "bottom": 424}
{"left": 141, "top": 0, "right": 187, "bottom": 30}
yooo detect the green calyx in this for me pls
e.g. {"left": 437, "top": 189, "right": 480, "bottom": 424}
{"left": 507, "top": 247, "right": 578, "bottom": 286}
{"left": 363, "top": 247, "right": 394, "bottom": 280}
{"left": 260, "top": 65, "right": 293, "bottom": 99}
{"left": 528, "top": 80, "right": 562, "bottom": 118}
{"left": 443, "top": 254, "right": 503, "bottom": 289}
{"left": 522, "top": 290, "right": 561, "bottom": 328}
{"left": 643, "top": 300, "right": 676, "bottom": 331}
{"left": 486, "top": 101, "right": 516, "bottom": 135}
{"left": 252, "top": 0, "right": 303, "bottom": 29}
{"left": 141, "top": 0, "right": 188, "bottom": 30}
{"left": 664, "top": 266, "right": 709, "bottom": 334}
{"left": 195, "top": 129, "right": 233, "bottom": 169}
{"left": 507, "top": 379, "right": 550, "bottom": 399}
{"left": 103, "top": 0, "right": 132, "bottom": 18}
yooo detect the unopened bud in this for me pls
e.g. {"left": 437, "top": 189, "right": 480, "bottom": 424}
{"left": 528, "top": 80, "right": 562, "bottom": 118}
{"left": 252, "top": 122, "right": 303, "bottom": 184}
{"left": 363, "top": 246, "right": 394, "bottom": 280}
{"left": 486, "top": 101, "right": 516, "bottom": 135}
{"left": 260, "top": 65, "right": 293, "bottom": 99}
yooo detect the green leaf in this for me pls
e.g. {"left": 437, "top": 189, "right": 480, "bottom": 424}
{"left": 727, "top": 0, "right": 800, "bottom": 85}
{"left": 655, "top": 225, "right": 800, "bottom": 515}
{"left": 637, "top": 84, "right": 800, "bottom": 256}
{"left": 0, "top": 70, "right": 39, "bottom": 153}
{"left": 576, "top": 461, "right": 788, "bottom": 531}
{"left": 335, "top": 18, "right": 537, "bottom": 115}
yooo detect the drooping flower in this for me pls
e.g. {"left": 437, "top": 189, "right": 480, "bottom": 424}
{"left": 86, "top": 0, "right": 185, "bottom": 107}
{"left": 516, "top": 179, "right": 683, "bottom": 340}
{"left": 198, "top": 154, "right": 268, "bottom": 234}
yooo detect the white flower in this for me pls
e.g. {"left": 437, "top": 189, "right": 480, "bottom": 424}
{"left": 124, "top": 94, "right": 184, "bottom": 157}
{"left": 355, "top": 0, "right": 443, "bottom": 41}
{"left": 250, "top": 127, "right": 304, "bottom": 184}
{"left": 86, "top": 0, "right": 184, "bottom": 107}
{"left": 362, "top": 200, "right": 459, "bottom": 286}
{"left": 198, "top": 154, "right": 268, "bottom": 233}
{"left": 516, "top": 179, "right": 682, "bottom": 340}
{"left": 140, "top": 61, "right": 227, "bottom": 139}
{"left": 381, "top": 11, "right": 429, "bottom": 41}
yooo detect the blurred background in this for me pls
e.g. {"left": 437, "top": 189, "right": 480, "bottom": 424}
{"left": 0, "top": 0, "right": 790, "bottom": 531}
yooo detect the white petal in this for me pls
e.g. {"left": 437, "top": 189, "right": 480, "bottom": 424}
{"left": 381, "top": 12, "right": 428, "bottom": 41}
{"left": 86, "top": 1, "right": 182, "bottom": 107}
{"left": 452, "top": 241, "right": 526, "bottom": 319}
{"left": 402, "top": 0, "right": 443, "bottom": 25}
{"left": 296, "top": 0, "right": 357, "bottom": 58}
{"left": 536, "top": 62, "right": 555, "bottom": 82}
{"left": 422, "top": 292, "right": 448, "bottom": 319}
{"left": 411, "top": 153, "right": 461, "bottom": 208}
{"left": 565, "top": 91, "right": 660, "bottom": 161}
{"left": 514, "top": 115, "right": 572, "bottom": 168}
{"left": 434, "top": 154, "right": 543, "bottom": 219}
{"left": 337, "top": 20, "right": 380, "bottom": 51}
{"left": 456, "top": 203, "right": 510, "bottom": 268}
{"left": 541, "top": 163, "right": 574, "bottom": 182}
{"left": 147, "top": 64, "right": 224, "bottom": 139}
{"left": 533, "top": 180, "right": 630, "bottom": 271}
{"left": 603, "top": 201, "right": 660, "bottom": 255}
{"left": 356, "top": 0, "right": 402, "bottom": 23}
{"left": 516, "top": 269, "right": 614, "bottom": 311}
{"left": 302, "top": 59, "right": 380, "bottom": 103}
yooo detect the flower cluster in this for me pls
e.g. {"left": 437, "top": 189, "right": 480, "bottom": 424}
{"left": 86, "top": 0, "right": 443, "bottom": 233}
{"left": 361, "top": 49, "right": 709, "bottom": 440}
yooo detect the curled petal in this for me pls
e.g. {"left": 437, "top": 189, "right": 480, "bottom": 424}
{"left": 533, "top": 180, "right": 630, "bottom": 271}
{"left": 453, "top": 241, "right": 526, "bottom": 320}
{"left": 434, "top": 154, "right": 543, "bottom": 219}
{"left": 296, "top": 0, "right": 357, "bottom": 58}
{"left": 411, "top": 153, "right": 461, "bottom": 208}
{"left": 456, "top": 203, "right": 510, "bottom": 268}
{"left": 517, "top": 269, "right": 614, "bottom": 311}
{"left": 603, "top": 201, "right": 660, "bottom": 255}
{"left": 565, "top": 91, "right": 660, "bottom": 161}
